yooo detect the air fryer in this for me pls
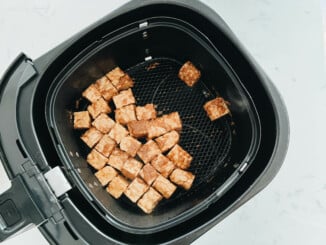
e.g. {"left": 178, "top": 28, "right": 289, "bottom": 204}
{"left": 0, "top": 0, "right": 289, "bottom": 244}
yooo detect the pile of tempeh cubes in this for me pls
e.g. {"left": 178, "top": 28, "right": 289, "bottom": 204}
{"left": 74, "top": 67, "right": 195, "bottom": 214}
{"left": 74, "top": 61, "right": 230, "bottom": 214}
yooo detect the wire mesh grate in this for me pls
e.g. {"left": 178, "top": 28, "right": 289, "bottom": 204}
{"left": 126, "top": 57, "right": 232, "bottom": 202}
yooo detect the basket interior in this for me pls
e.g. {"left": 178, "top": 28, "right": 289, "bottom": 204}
{"left": 45, "top": 18, "right": 260, "bottom": 231}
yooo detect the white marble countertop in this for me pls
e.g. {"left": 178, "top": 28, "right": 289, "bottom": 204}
{"left": 0, "top": 0, "right": 325, "bottom": 244}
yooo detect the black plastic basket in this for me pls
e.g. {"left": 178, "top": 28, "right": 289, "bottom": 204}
{"left": 46, "top": 16, "right": 261, "bottom": 233}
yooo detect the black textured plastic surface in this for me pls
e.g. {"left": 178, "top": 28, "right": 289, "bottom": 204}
{"left": 0, "top": 200, "right": 21, "bottom": 227}
{"left": 126, "top": 57, "right": 232, "bottom": 201}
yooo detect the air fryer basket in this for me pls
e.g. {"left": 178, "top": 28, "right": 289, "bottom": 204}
{"left": 0, "top": 0, "right": 289, "bottom": 243}
{"left": 45, "top": 17, "right": 261, "bottom": 232}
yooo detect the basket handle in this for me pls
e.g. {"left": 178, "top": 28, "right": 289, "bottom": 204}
{"left": 0, "top": 175, "right": 44, "bottom": 242}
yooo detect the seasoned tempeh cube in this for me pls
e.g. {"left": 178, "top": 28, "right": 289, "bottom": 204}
{"left": 178, "top": 61, "right": 201, "bottom": 87}
{"left": 95, "top": 166, "right": 118, "bottom": 186}
{"left": 114, "top": 74, "right": 134, "bottom": 91}
{"left": 115, "top": 104, "right": 136, "bottom": 125}
{"left": 107, "top": 148, "right": 129, "bottom": 171}
{"left": 73, "top": 111, "right": 91, "bottom": 129}
{"left": 112, "top": 89, "right": 136, "bottom": 109}
{"left": 121, "top": 158, "right": 143, "bottom": 180}
{"left": 95, "top": 76, "right": 118, "bottom": 101}
{"left": 155, "top": 131, "right": 180, "bottom": 152}
{"left": 151, "top": 154, "right": 175, "bottom": 178}
{"left": 136, "top": 104, "right": 157, "bottom": 121}
{"left": 87, "top": 97, "right": 111, "bottom": 119}
{"left": 94, "top": 135, "right": 116, "bottom": 157}
{"left": 137, "top": 187, "right": 162, "bottom": 214}
{"left": 108, "top": 123, "right": 129, "bottom": 143}
{"left": 127, "top": 120, "right": 149, "bottom": 138}
{"left": 86, "top": 149, "right": 108, "bottom": 170}
{"left": 147, "top": 117, "right": 168, "bottom": 139}
{"left": 167, "top": 144, "right": 193, "bottom": 169}
{"left": 152, "top": 175, "right": 176, "bottom": 199}
{"left": 119, "top": 136, "right": 142, "bottom": 157}
{"left": 137, "top": 140, "right": 161, "bottom": 163}
{"left": 124, "top": 177, "right": 148, "bottom": 203}
{"left": 92, "top": 113, "right": 115, "bottom": 134}
{"left": 80, "top": 127, "right": 103, "bottom": 148}
{"left": 162, "top": 112, "right": 182, "bottom": 131}
{"left": 82, "top": 83, "right": 102, "bottom": 103}
{"left": 170, "top": 168, "right": 195, "bottom": 190}
{"left": 139, "top": 164, "right": 159, "bottom": 185}
{"left": 203, "top": 97, "right": 230, "bottom": 121}
{"left": 106, "top": 67, "right": 125, "bottom": 87}
{"left": 106, "top": 175, "right": 129, "bottom": 199}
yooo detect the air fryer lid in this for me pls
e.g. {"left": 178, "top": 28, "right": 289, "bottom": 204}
{"left": 46, "top": 16, "right": 261, "bottom": 232}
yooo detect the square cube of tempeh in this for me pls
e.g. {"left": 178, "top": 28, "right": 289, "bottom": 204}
{"left": 147, "top": 117, "right": 168, "bottom": 139}
{"left": 137, "top": 187, "right": 162, "bottom": 214}
{"left": 96, "top": 76, "right": 118, "bottom": 101}
{"left": 203, "top": 97, "right": 230, "bottom": 121}
{"left": 121, "top": 158, "right": 143, "bottom": 180}
{"left": 136, "top": 104, "right": 157, "bottom": 121}
{"left": 162, "top": 112, "right": 182, "bottom": 131}
{"left": 155, "top": 131, "right": 180, "bottom": 152}
{"left": 74, "top": 111, "right": 91, "bottom": 129}
{"left": 151, "top": 154, "right": 175, "bottom": 178}
{"left": 115, "top": 104, "right": 136, "bottom": 125}
{"left": 92, "top": 113, "right": 115, "bottom": 134}
{"left": 178, "top": 61, "right": 201, "bottom": 87}
{"left": 139, "top": 164, "right": 159, "bottom": 185}
{"left": 114, "top": 74, "right": 134, "bottom": 91}
{"left": 124, "top": 177, "right": 148, "bottom": 203}
{"left": 95, "top": 166, "right": 118, "bottom": 186}
{"left": 87, "top": 97, "right": 111, "bottom": 119}
{"left": 119, "top": 136, "right": 142, "bottom": 157}
{"left": 127, "top": 120, "right": 149, "bottom": 138}
{"left": 106, "top": 175, "right": 129, "bottom": 199}
{"left": 112, "top": 89, "right": 136, "bottom": 109}
{"left": 86, "top": 149, "right": 108, "bottom": 170}
{"left": 170, "top": 168, "right": 195, "bottom": 190}
{"left": 95, "top": 135, "right": 116, "bottom": 157}
{"left": 152, "top": 175, "right": 176, "bottom": 199}
{"left": 80, "top": 127, "right": 103, "bottom": 148}
{"left": 137, "top": 140, "right": 161, "bottom": 163}
{"left": 108, "top": 123, "right": 129, "bottom": 143}
{"left": 107, "top": 148, "right": 129, "bottom": 171}
{"left": 82, "top": 84, "right": 102, "bottom": 103}
{"left": 167, "top": 144, "right": 193, "bottom": 169}
{"left": 106, "top": 67, "right": 125, "bottom": 87}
